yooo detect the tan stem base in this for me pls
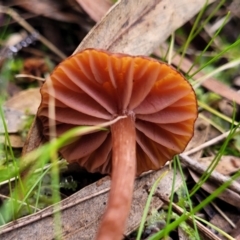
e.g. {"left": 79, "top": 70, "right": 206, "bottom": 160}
{"left": 96, "top": 116, "right": 136, "bottom": 240}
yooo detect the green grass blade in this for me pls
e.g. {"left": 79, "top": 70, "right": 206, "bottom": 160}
{"left": 136, "top": 170, "right": 169, "bottom": 240}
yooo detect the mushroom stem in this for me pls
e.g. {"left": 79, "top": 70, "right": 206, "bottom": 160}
{"left": 96, "top": 115, "right": 136, "bottom": 240}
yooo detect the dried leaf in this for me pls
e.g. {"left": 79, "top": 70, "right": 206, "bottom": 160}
{"left": 186, "top": 118, "right": 210, "bottom": 159}
{"left": 178, "top": 228, "right": 189, "bottom": 240}
{"left": 4, "top": 88, "right": 41, "bottom": 115}
{"left": 0, "top": 134, "right": 24, "bottom": 148}
{"left": 229, "top": 0, "right": 240, "bottom": 18}
{"left": 210, "top": 213, "right": 236, "bottom": 236}
{"left": 1, "top": 107, "right": 24, "bottom": 134}
{"left": 198, "top": 156, "right": 240, "bottom": 176}
{"left": 230, "top": 219, "right": 240, "bottom": 239}
{"left": 218, "top": 99, "right": 233, "bottom": 117}
{"left": 0, "top": 167, "right": 183, "bottom": 239}
{"left": 74, "top": 0, "right": 216, "bottom": 55}
{"left": 190, "top": 170, "right": 240, "bottom": 208}
{"left": 11, "top": 0, "right": 84, "bottom": 23}
{"left": 76, "top": 0, "right": 112, "bottom": 22}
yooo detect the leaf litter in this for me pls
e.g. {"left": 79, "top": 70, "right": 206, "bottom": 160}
{"left": 1, "top": 0, "right": 240, "bottom": 239}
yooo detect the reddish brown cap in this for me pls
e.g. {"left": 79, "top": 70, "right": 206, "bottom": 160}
{"left": 37, "top": 49, "right": 197, "bottom": 175}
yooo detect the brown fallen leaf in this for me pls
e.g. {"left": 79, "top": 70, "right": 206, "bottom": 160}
{"left": 198, "top": 156, "right": 240, "bottom": 176}
{"left": 4, "top": 88, "right": 41, "bottom": 115}
{"left": 229, "top": 0, "right": 240, "bottom": 18}
{"left": 195, "top": 191, "right": 237, "bottom": 234}
{"left": 230, "top": 219, "right": 240, "bottom": 239}
{"left": 190, "top": 170, "right": 240, "bottom": 208}
{"left": 1, "top": 107, "right": 25, "bottom": 134}
{"left": 10, "top": 0, "right": 86, "bottom": 24}
{"left": 181, "top": 118, "right": 236, "bottom": 238}
{"left": 6, "top": 82, "right": 21, "bottom": 97}
{"left": 178, "top": 228, "right": 189, "bottom": 240}
{"left": 0, "top": 134, "right": 24, "bottom": 148}
{"left": 0, "top": 166, "right": 183, "bottom": 239}
{"left": 76, "top": 0, "right": 112, "bottom": 22}
{"left": 181, "top": 153, "right": 240, "bottom": 196}
{"left": 186, "top": 118, "right": 210, "bottom": 160}
{"left": 210, "top": 212, "right": 237, "bottom": 237}
{"left": 74, "top": 0, "right": 216, "bottom": 55}
{"left": 218, "top": 99, "right": 234, "bottom": 117}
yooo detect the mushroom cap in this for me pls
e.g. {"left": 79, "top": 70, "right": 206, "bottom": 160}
{"left": 37, "top": 49, "right": 198, "bottom": 175}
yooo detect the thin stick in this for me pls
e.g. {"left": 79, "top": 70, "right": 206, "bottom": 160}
{"left": 0, "top": 6, "right": 66, "bottom": 60}
{"left": 15, "top": 74, "right": 45, "bottom": 82}
{"left": 210, "top": 201, "right": 236, "bottom": 228}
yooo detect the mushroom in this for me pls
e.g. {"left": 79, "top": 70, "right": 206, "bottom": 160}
{"left": 37, "top": 49, "right": 197, "bottom": 240}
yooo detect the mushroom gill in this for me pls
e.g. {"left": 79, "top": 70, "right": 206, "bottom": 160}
{"left": 37, "top": 48, "right": 197, "bottom": 240}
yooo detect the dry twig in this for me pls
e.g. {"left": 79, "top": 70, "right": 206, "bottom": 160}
{"left": 0, "top": 6, "right": 66, "bottom": 60}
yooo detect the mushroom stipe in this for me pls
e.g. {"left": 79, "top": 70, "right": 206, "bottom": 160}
{"left": 37, "top": 49, "right": 198, "bottom": 240}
